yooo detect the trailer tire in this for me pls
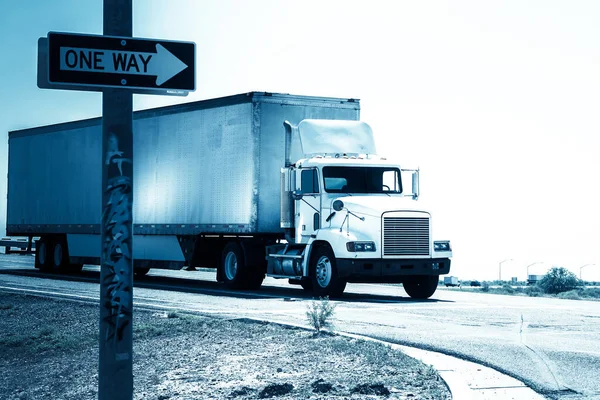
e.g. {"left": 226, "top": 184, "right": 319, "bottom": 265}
{"left": 221, "top": 242, "right": 247, "bottom": 290}
{"left": 403, "top": 276, "right": 439, "bottom": 299}
{"left": 309, "top": 245, "right": 346, "bottom": 298}
{"left": 35, "top": 238, "right": 52, "bottom": 272}
{"left": 50, "top": 238, "right": 71, "bottom": 272}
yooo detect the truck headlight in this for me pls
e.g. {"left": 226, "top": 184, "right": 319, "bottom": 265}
{"left": 434, "top": 241, "right": 451, "bottom": 252}
{"left": 346, "top": 241, "right": 376, "bottom": 252}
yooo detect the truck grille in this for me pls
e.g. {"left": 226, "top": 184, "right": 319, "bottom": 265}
{"left": 383, "top": 216, "right": 430, "bottom": 256}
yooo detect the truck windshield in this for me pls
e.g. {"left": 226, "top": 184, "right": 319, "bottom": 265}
{"left": 322, "top": 166, "right": 402, "bottom": 194}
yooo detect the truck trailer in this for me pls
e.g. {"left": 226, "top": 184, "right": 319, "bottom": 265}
{"left": 7, "top": 92, "right": 451, "bottom": 299}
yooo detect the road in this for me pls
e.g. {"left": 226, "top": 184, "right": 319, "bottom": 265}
{"left": 1, "top": 253, "right": 599, "bottom": 399}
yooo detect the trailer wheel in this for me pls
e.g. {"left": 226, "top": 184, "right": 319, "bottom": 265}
{"left": 51, "top": 238, "right": 70, "bottom": 272}
{"left": 403, "top": 276, "right": 439, "bottom": 299}
{"left": 221, "top": 242, "right": 247, "bottom": 289}
{"left": 35, "top": 238, "right": 52, "bottom": 272}
{"left": 309, "top": 246, "right": 346, "bottom": 298}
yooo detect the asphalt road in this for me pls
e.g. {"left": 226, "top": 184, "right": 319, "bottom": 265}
{"left": 1, "top": 253, "right": 599, "bottom": 399}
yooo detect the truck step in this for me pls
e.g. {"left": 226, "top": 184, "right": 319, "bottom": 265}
{"left": 267, "top": 274, "right": 303, "bottom": 280}
{"left": 267, "top": 253, "right": 304, "bottom": 259}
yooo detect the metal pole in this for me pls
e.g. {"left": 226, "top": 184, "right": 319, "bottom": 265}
{"left": 99, "top": 1, "right": 133, "bottom": 399}
{"left": 498, "top": 259, "right": 513, "bottom": 282}
{"left": 498, "top": 262, "right": 501, "bottom": 281}
{"left": 580, "top": 264, "right": 596, "bottom": 280}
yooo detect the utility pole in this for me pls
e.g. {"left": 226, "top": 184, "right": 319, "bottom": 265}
{"left": 99, "top": 1, "right": 134, "bottom": 399}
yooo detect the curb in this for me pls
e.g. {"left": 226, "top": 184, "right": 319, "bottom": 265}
{"left": 231, "top": 315, "right": 468, "bottom": 398}
{"left": 231, "top": 315, "right": 545, "bottom": 400}
{"left": 0, "top": 279, "right": 545, "bottom": 399}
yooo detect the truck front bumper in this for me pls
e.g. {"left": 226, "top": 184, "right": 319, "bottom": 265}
{"left": 337, "top": 257, "right": 450, "bottom": 283}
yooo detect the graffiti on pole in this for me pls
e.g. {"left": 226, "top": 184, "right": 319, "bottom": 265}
{"left": 101, "top": 126, "right": 133, "bottom": 353}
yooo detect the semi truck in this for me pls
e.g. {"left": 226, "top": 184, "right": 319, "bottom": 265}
{"left": 7, "top": 92, "right": 452, "bottom": 299}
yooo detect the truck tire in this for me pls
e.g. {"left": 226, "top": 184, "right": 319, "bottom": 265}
{"left": 50, "top": 238, "right": 70, "bottom": 272}
{"left": 309, "top": 246, "right": 346, "bottom": 298}
{"left": 47, "top": 236, "right": 82, "bottom": 273}
{"left": 35, "top": 237, "right": 52, "bottom": 272}
{"left": 221, "top": 242, "right": 247, "bottom": 290}
{"left": 403, "top": 276, "right": 439, "bottom": 299}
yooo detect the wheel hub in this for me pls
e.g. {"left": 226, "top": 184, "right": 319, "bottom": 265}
{"left": 316, "top": 256, "right": 332, "bottom": 288}
{"left": 224, "top": 252, "right": 238, "bottom": 281}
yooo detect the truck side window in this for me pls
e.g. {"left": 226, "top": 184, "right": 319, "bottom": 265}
{"left": 382, "top": 170, "right": 400, "bottom": 192}
{"left": 301, "top": 169, "right": 319, "bottom": 194}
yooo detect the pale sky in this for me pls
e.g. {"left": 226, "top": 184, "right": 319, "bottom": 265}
{"left": 1, "top": 0, "right": 599, "bottom": 281}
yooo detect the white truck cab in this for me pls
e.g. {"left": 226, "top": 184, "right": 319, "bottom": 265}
{"left": 267, "top": 119, "right": 452, "bottom": 299}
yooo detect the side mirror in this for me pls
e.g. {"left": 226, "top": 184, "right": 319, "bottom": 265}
{"left": 411, "top": 171, "right": 420, "bottom": 200}
{"left": 291, "top": 189, "right": 303, "bottom": 201}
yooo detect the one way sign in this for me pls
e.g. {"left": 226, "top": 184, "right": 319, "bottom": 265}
{"left": 47, "top": 32, "right": 195, "bottom": 94}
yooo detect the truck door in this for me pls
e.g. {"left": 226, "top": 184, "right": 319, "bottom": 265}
{"left": 295, "top": 168, "right": 321, "bottom": 243}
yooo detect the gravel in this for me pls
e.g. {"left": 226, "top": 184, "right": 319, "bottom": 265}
{"left": 0, "top": 293, "right": 450, "bottom": 399}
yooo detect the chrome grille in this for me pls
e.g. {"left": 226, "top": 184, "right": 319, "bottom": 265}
{"left": 383, "top": 217, "right": 430, "bottom": 256}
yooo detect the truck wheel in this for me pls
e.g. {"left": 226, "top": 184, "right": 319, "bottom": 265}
{"left": 221, "top": 242, "right": 247, "bottom": 290}
{"left": 310, "top": 246, "right": 346, "bottom": 298}
{"left": 35, "top": 238, "right": 52, "bottom": 272}
{"left": 51, "top": 239, "right": 70, "bottom": 272}
{"left": 403, "top": 276, "right": 439, "bottom": 299}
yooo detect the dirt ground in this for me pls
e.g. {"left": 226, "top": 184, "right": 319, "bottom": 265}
{"left": 0, "top": 293, "right": 450, "bottom": 399}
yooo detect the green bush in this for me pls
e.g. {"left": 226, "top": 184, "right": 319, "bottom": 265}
{"left": 538, "top": 267, "right": 583, "bottom": 294}
{"left": 501, "top": 284, "right": 515, "bottom": 294}
{"left": 306, "top": 297, "right": 336, "bottom": 333}
{"left": 579, "top": 288, "right": 600, "bottom": 299}
{"left": 524, "top": 285, "right": 543, "bottom": 297}
{"left": 481, "top": 282, "right": 490, "bottom": 292}
{"left": 557, "top": 290, "right": 582, "bottom": 300}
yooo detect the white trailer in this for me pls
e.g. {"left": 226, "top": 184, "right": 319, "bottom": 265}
{"left": 444, "top": 276, "right": 459, "bottom": 287}
{"left": 7, "top": 92, "right": 452, "bottom": 298}
{"left": 527, "top": 274, "right": 544, "bottom": 285}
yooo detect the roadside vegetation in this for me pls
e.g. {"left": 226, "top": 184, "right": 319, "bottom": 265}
{"left": 0, "top": 293, "right": 450, "bottom": 399}
{"left": 305, "top": 297, "right": 336, "bottom": 334}
{"left": 445, "top": 267, "right": 600, "bottom": 301}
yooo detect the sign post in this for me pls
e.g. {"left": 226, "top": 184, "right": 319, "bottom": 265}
{"left": 39, "top": 3, "right": 195, "bottom": 399}
{"left": 99, "top": 1, "right": 133, "bottom": 399}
